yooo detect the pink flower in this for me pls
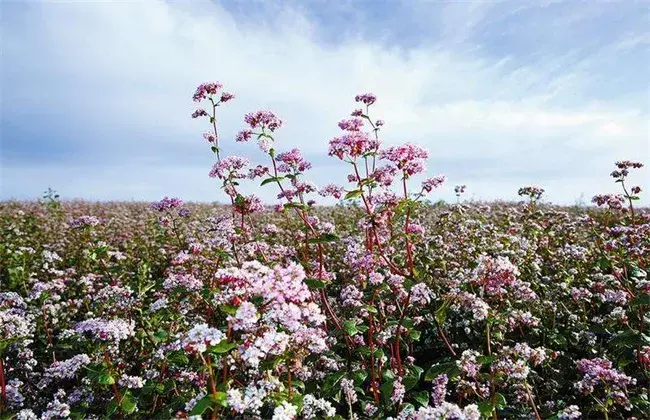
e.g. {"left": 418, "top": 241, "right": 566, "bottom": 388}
{"left": 355, "top": 93, "right": 377, "bottom": 106}
{"left": 338, "top": 118, "right": 364, "bottom": 132}
{"left": 244, "top": 110, "right": 284, "bottom": 131}
{"left": 193, "top": 82, "right": 223, "bottom": 102}
{"left": 248, "top": 165, "right": 270, "bottom": 180}
{"left": 422, "top": 175, "right": 447, "bottom": 193}
{"left": 329, "top": 132, "right": 377, "bottom": 160}
{"left": 235, "top": 195, "right": 265, "bottom": 215}
{"left": 209, "top": 156, "right": 249, "bottom": 179}
{"left": 276, "top": 148, "right": 311, "bottom": 173}
{"left": 319, "top": 184, "right": 344, "bottom": 199}
{"left": 380, "top": 143, "right": 429, "bottom": 176}
{"left": 220, "top": 92, "right": 235, "bottom": 102}
{"left": 236, "top": 130, "right": 253, "bottom": 142}
{"left": 203, "top": 131, "right": 217, "bottom": 143}
{"left": 191, "top": 109, "right": 208, "bottom": 119}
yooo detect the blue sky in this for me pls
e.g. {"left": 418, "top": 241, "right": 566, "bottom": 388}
{"left": 1, "top": 0, "right": 648, "bottom": 204}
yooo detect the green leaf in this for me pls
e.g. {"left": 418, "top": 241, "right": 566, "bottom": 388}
{"left": 425, "top": 362, "right": 460, "bottom": 381}
{"left": 167, "top": 350, "right": 189, "bottom": 366}
{"left": 477, "top": 355, "right": 496, "bottom": 366}
{"left": 344, "top": 190, "right": 363, "bottom": 200}
{"left": 220, "top": 305, "right": 237, "bottom": 316}
{"left": 495, "top": 393, "right": 507, "bottom": 409}
{"left": 404, "top": 365, "right": 423, "bottom": 391}
{"left": 120, "top": 391, "right": 137, "bottom": 414}
{"left": 304, "top": 278, "right": 326, "bottom": 289}
{"left": 413, "top": 390, "right": 430, "bottom": 407}
{"left": 106, "top": 398, "right": 119, "bottom": 416}
{"left": 478, "top": 401, "right": 495, "bottom": 417}
{"left": 343, "top": 320, "right": 359, "bottom": 336}
{"left": 261, "top": 176, "right": 285, "bottom": 186}
{"left": 353, "top": 370, "right": 368, "bottom": 385}
{"left": 631, "top": 293, "right": 650, "bottom": 306}
{"left": 323, "top": 371, "right": 346, "bottom": 394}
{"left": 381, "top": 379, "right": 395, "bottom": 406}
{"left": 308, "top": 233, "right": 340, "bottom": 244}
{"left": 211, "top": 339, "right": 237, "bottom": 354}
{"left": 409, "top": 329, "right": 422, "bottom": 341}
{"left": 190, "top": 395, "right": 213, "bottom": 415}
{"left": 435, "top": 301, "right": 449, "bottom": 326}
{"left": 284, "top": 202, "right": 309, "bottom": 211}
{"left": 98, "top": 373, "right": 115, "bottom": 385}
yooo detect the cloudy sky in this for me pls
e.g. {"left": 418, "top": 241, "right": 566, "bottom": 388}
{"left": 1, "top": 0, "right": 648, "bottom": 205}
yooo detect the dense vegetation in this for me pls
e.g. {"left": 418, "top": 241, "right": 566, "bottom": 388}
{"left": 0, "top": 83, "right": 648, "bottom": 419}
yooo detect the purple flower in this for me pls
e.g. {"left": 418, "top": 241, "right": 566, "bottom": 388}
{"left": 193, "top": 82, "right": 223, "bottom": 102}
{"left": 244, "top": 110, "right": 284, "bottom": 131}
{"left": 355, "top": 93, "right": 377, "bottom": 106}
{"left": 150, "top": 197, "right": 184, "bottom": 212}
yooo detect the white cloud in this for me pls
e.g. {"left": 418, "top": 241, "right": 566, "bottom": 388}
{"left": 2, "top": 0, "right": 648, "bottom": 204}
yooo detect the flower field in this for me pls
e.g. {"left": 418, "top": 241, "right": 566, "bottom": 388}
{"left": 0, "top": 84, "right": 648, "bottom": 419}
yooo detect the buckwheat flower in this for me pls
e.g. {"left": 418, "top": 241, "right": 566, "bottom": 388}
{"left": 229, "top": 301, "right": 259, "bottom": 331}
{"left": 355, "top": 93, "right": 377, "bottom": 105}
{"left": 6, "top": 379, "right": 25, "bottom": 407}
{"left": 234, "top": 194, "right": 265, "bottom": 215}
{"left": 411, "top": 282, "right": 433, "bottom": 305}
{"left": 203, "top": 131, "right": 217, "bottom": 143}
{"left": 1, "top": 308, "right": 35, "bottom": 340}
{"left": 463, "top": 404, "right": 481, "bottom": 420}
{"left": 340, "top": 284, "right": 363, "bottom": 307}
{"left": 276, "top": 148, "right": 312, "bottom": 173}
{"left": 220, "top": 91, "right": 235, "bottom": 102}
{"left": 258, "top": 136, "right": 273, "bottom": 153}
{"left": 458, "top": 350, "right": 481, "bottom": 378}
{"left": 163, "top": 273, "right": 203, "bottom": 291}
{"left": 68, "top": 215, "right": 101, "bottom": 228}
{"left": 244, "top": 110, "right": 284, "bottom": 131}
{"left": 73, "top": 318, "right": 135, "bottom": 343}
{"left": 391, "top": 376, "right": 406, "bottom": 404}
{"left": 248, "top": 165, "right": 270, "bottom": 180}
{"left": 210, "top": 156, "right": 250, "bottom": 179}
{"left": 406, "top": 223, "right": 425, "bottom": 236}
{"left": 341, "top": 378, "right": 358, "bottom": 405}
{"left": 119, "top": 375, "right": 145, "bottom": 389}
{"left": 236, "top": 129, "right": 253, "bottom": 142}
{"left": 329, "top": 131, "right": 374, "bottom": 160}
{"left": 364, "top": 403, "right": 379, "bottom": 417}
{"left": 16, "top": 409, "right": 38, "bottom": 420}
{"left": 422, "top": 175, "right": 447, "bottom": 193}
{"left": 431, "top": 374, "right": 448, "bottom": 406}
{"left": 302, "top": 394, "right": 336, "bottom": 419}
{"left": 41, "top": 354, "right": 91, "bottom": 385}
{"left": 41, "top": 398, "right": 71, "bottom": 420}
{"left": 193, "top": 82, "right": 223, "bottom": 102}
{"left": 272, "top": 402, "right": 297, "bottom": 420}
{"left": 372, "top": 165, "right": 398, "bottom": 187}
{"left": 368, "top": 271, "right": 384, "bottom": 285}
{"left": 338, "top": 118, "right": 364, "bottom": 131}
{"left": 615, "top": 160, "right": 644, "bottom": 170}
{"left": 150, "top": 196, "right": 184, "bottom": 212}
{"left": 316, "top": 184, "right": 341, "bottom": 201}
{"left": 558, "top": 405, "right": 581, "bottom": 419}
{"left": 179, "top": 323, "right": 225, "bottom": 354}
{"left": 380, "top": 143, "right": 429, "bottom": 176}
{"left": 149, "top": 298, "right": 168, "bottom": 312}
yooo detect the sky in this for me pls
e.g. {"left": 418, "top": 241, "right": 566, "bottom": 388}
{"left": 1, "top": 0, "right": 649, "bottom": 205}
